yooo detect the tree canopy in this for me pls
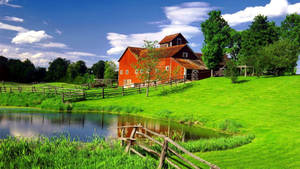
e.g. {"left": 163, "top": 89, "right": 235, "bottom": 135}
{"left": 201, "top": 10, "right": 231, "bottom": 76}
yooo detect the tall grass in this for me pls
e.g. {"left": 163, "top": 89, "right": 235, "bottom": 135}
{"left": 0, "top": 136, "right": 157, "bottom": 169}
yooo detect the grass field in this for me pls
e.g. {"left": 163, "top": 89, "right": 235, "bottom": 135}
{"left": 1, "top": 76, "right": 300, "bottom": 168}
{"left": 74, "top": 76, "right": 300, "bottom": 168}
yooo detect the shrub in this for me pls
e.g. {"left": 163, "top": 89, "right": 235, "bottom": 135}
{"left": 224, "top": 60, "right": 239, "bottom": 83}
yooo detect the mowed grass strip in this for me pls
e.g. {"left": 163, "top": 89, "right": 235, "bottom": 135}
{"left": 75, "top": 76, "right": 300, "bottom": 168}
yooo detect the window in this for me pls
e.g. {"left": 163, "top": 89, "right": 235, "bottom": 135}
{"left": 140, "top": 69, "right": 143, "bottom": 73}
{"left": 169, "top": 42, "right": 172, "bottom": 47}
{"left": 166, "top": 66, "right": 169, "bottom": 71}
{"left": 126, "top": 70, "right": 129, "bottom": 75}
{"left": 120, "top": 70, "right": 123, "bottom": 75}
{"left": 135, "top": 69, "right": 139, "bottom": 74}
{"left": 177, "top": 38, "right": 182, "bottom": 45}
{"left": 183, "top": 52, "right": 188, "bottom": 58}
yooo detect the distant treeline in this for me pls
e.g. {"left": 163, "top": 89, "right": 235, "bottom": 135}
{"left": 0, "top": 56, "right": 118, "bottom": 84}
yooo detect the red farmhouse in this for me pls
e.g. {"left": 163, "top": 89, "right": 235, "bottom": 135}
{"left": 118, "top": 33, "right": 212, "bottom": 87}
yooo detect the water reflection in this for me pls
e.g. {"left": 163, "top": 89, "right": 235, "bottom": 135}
{"left": 0, "top": 110, "right": 226, "bottom": 141}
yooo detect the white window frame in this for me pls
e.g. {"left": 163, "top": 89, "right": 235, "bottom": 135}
{"left": 169, "top": 42, "right": 172, "bottom": 47}
{"left": 120, "top": 70, "right": 123, "bottom": 75}
{"left": 140, "top": 69, "right": 143, "bottom": 73}
{"left": 135, "top": 69, "right": 139, "bottom": 74}
{"left": 126, "top": 70, "right": 129, "bottom": 75}
{"left": 183, "top": 52, "right": 188, "bottom": 58}
{"left": 166, "top": 66, "right": 169, "bottom": 71}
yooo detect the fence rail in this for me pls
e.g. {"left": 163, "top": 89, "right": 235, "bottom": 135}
{"left": 0, "top": 76, "right": 188, "bottom": 102}
{"left": 118, "top": 125, "right": 220, "bottom": 169}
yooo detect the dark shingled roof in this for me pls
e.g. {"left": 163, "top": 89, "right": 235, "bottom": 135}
{"left": 174, "top": 58, "right": 207, "bottom": 70}
{"left": 159, "top": 33, "right": 180, "bottom": 44}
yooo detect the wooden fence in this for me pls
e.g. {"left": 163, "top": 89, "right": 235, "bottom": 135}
{"left": 0, "top": 76, "right": 188, "bottom": 102}
{"left": 118, "top": 125, "right": 220, "bottom": 169}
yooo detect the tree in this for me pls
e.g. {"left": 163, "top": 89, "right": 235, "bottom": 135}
{"left": 256, "top": 39, "right": 299, "bottom": 76}
{"left": 47, "top": 58, "right": 70, "bottom": 81}
{"left": 104, "top": 61, "right": 117, "bottom": 79}
{"left": 201, "top": 10, "right": 231, "bottom": 77}
{"left": 0, "top": 56, "right": 8, "bottom": 81}
{"left": 133, "top": 40, "right": 168, "bottom": 97}
{"left": 224, "top": 60, "right": 239, "bottom": 83}
{"left": 35, "top": 67, "right": 46, "bottom": 82}
{"left": 239, "top": 15, "right": 279, "bottom": 66}
{"left": 7, "top": 59, "right": 25, "bottom": 82}
{"left": 91, "top": 60, "right": 105, "bottom": 79}
{"left": 281, "top": 13, "right": 300, "bottom": 50}
{"left": 228, "top": 29, "right": 242, "bottom": 61}
{"left": 22, "top": 59, "right": 36, "bottom": 83}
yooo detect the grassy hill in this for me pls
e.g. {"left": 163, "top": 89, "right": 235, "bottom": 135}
{"left": 75, "top": 76, "right": 300, "bottom": 168}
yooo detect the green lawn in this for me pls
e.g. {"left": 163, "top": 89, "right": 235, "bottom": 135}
{"left": 75, "top": 76, "right": 300, "bottom": 168}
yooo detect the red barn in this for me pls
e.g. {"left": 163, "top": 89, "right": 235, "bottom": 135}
{"left": 118, "top": 33, "right": 212, "bottom": 87}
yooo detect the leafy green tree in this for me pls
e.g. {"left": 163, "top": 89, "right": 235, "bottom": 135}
{"left": 104, "top": 61, "right": 117, "bottom": 79}
{"left": 228, "top": 29, "right": 242, "bottom": 61}
{"left": 239, "top": 15, "right": 279, "bottom": 66}
{"left": 91, "top": 60, "right": 105, "bottom": 79}
{"left": 35, "top": 67, "right": 46, "bottom": 82}
{"left": 23, "top": 59, "right": 36, "bottom": 83}
{"left": 66, "top": 60, "right": 87, "bottom": 82}
{"left": 201, "top": 10, "right": 231, "bottom": 77}
{"left": 7, "top": 59, "right": 25, "bottom": 82}
{"left": 281, "top": 13, "right": 300, "bottom": 50}
{"left": 47, "top": 58, "right": 70, "bottom": 81}
{"left": 0, "top": 56, "right": 8, "bottom": 81}
{"left": 256, "top": 39, "right": 299, "bottom": 76}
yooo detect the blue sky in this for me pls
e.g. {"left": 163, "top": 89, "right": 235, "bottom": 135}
{"left": 0, "top": 0, "right": 299, "bottom": 73}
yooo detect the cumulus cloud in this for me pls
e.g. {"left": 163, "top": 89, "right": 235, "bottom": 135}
{"left": 39, "top": 42, "right": 68, "bottom": 49}
{"left": 106, "top": 2, "right": 213, "bottom": 55}
{"left": 223, "top": 0, "right": 300, "bottom": 26}
{"left": 3, "top": 16, "right": 24, "bottom": 22}
{"left": 0, "top": 0, "right": 22, "bottom": 8}
{"left": 12, "top": 30, "right": 52, "bottom": 44}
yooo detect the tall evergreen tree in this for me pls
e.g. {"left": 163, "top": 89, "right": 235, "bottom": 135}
{"left": 201, "top": 10, "right": 231, "bottom": 76}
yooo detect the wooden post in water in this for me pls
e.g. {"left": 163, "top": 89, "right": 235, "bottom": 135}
{"left": 158, "top": 138, "right": 168, "bottom": 169}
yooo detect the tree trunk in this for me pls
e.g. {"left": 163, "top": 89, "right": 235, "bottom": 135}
{"left": 210, "top": 69, "right": 214, "bottom": 77}
{"left": 146, "top": 85, "right": 149, "bottom": 97}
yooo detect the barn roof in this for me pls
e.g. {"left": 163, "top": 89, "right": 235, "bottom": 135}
{"left": 159, "top": 33, "right": 188, "bottom": 44}
{"left": 174, "top": 58, "right": 207, "bottom": 70}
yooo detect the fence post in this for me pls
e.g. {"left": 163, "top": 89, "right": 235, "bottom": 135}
{"left": 121, "top": 128, "right": 125, "bottom": 146}
{"left": 10, "top": 87, "right": 12, "bottom": 93}
{"left": 122, "top": 86, "right": 124, "bottom": 96}
{"left": 4, "top": 86, "right": 6, "bottom": 93}
{"left": 102, "top": 87, "right": 105, "bottom": 99}
{"left": 158, "top": 138, "right": 168, "bottom": 169}
{"left": 82, "top": 89, "right": 86, "bottom": 100}
{"left": 62, "top": 93, "right": 65, "bottom": 103}
{"left": 139, "top": 84, "right": 141, "bottom": 94}
{"left": 125, "top": 127, "right": 137, "bottom": 153}
{"left": 43, "top": 88, "right": 45, "bottom": 95}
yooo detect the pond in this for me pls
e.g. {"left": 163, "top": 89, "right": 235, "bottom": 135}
{"left": 0, "top": 108, "right": 226, "bottom": 142}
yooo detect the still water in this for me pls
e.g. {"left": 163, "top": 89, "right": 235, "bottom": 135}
{"left": 0, "top": 109, "right": 226, "bottom": 141}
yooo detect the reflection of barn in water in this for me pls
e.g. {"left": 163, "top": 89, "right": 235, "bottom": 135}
{"left": 117, "top": 116, "right": 227, "bottom": 141}
{"left": 118, "top": 116, "right": 188, "bottom": 142}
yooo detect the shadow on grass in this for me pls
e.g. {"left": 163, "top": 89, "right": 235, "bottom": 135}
{"left": 234, "top": 80, "right": 250, "bottom": 84}
{"left": 157, "top": 83, "right": 193, "bottom": 96}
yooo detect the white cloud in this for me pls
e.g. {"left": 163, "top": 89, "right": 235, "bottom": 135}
{"left": 190, "top": 43, "right": 200, "bottom": 47}
{"left": 55, "top": 29, "right": 62, "bottom": 35}
{"left": 0, "top": 21, "right": 27, "bottom": 32}
{"left": 65, "top": 51, "right": 97, "bottom": 57}
{"left": 0, "top": 0, "right": 22, "bottom": 8}
{"left": 39, "top": 42, "right": 68, "bottom": 49}
{"left": 12, "top": 30, "right": 52, "bottom": 44}
{"left": 223, "top": 0, "right": 300, "bottom": 26}
{"left": 106, "top": 2, "right": 213, "bottom": 55}
{"left": 3, "top": 16, "right": 24, "bottom": 22}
